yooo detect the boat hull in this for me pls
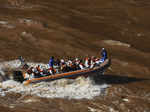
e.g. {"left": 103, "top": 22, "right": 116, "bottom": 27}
{"left": 23, "top": 59, "right": 111, "bottom": 85}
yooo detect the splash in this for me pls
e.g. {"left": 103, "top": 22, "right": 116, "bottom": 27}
{"left": 0, "top": 60, "right": 109, "bottom": 99}
{"left": 0, "top": 77, "right": 108, "bottom": 99}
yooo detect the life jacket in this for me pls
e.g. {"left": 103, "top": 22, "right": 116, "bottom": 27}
{"left": 36, "top": 66, "right": 42, "bottom": 72}
{"left": 75, "top": 60, "right": 80, "bottom": 65}
{"left": 23, "top": 72, "right": 34, "bottom": 79}
{"left": 48, "top": 67, "right": 56, "bottom": 74}
{"left": 79, "top": 62, "right": 84, "bottom": 69}
{"left": 27, "top": 67, "right": 33, "bottom": 74}
{"left": 23, "top": 73, "right": 29, "bottom": 79}
{"left": 68, "top": 60, "right": 73, "bottom": 67}
{"left": 61, "top": 64, "right": 66, "bottom": 70}
{"left": 85, "top": 57, "right": 89, "bottom": 67}
{"left": 99, "top": 58, "right": 105, "bottom": 63}
{"left": 49, "top": 58, "right": 54, "bottom": 67}
{"left": 101, "top": 49, "right": 108, "bottom": 60}
{"left": 48, "top": 66, "right": 54, "bottom": 71}
{"left": 91, "top": 58, "right": 95, "bottom": 65}
{"left": 95, "top": 58, "right": 100, "bottom": 64}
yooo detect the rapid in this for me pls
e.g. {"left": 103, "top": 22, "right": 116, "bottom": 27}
{"left": 0, "top": 60, "right": 109, "bottom": 99}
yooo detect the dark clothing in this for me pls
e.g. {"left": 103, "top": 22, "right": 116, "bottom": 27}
{"left": 55, "top": 59, "right": 60, "bottom": 66}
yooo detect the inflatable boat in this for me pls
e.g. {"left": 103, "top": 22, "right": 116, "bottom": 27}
{"left": 21, "top": 59, "right": 111, "bottom": 85}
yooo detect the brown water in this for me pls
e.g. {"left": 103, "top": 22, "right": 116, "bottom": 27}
{"left": 0, "top": 0, "right": 150, "bottom": 111}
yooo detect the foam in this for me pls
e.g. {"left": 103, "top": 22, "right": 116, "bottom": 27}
{"left": 0, "top": 78, "right": 108, "bottom": 99}
{"left": 0, "top": 60, "right": 109, "bottom": 99}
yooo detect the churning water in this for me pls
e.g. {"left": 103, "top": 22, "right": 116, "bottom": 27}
{"left": 0, "top": 60, "right": 109, "bottom": 99}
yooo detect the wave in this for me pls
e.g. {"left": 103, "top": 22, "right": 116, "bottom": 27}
{"left": 0, "top": 60, "right": 109, "bottom": 99}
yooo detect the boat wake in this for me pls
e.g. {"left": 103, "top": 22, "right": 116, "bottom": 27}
{"left": 0, "top": 60, "right": 109, "bottom": 99}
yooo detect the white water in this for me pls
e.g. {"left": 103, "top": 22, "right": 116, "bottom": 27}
{"left": 0, "top": 60, "right": 109, "bottom": 99}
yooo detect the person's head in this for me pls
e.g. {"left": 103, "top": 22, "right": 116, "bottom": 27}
{"left": 61, "top": 59, "right": 64, "bottom": 63}
{"left": 75, "top": 58, "right": 79, "bottom": 61}
{"left": 102, "top": 48, "right": 105, "bottom": 50}
{"left": 50, "top": 56, "right": 54, "bottom": 59}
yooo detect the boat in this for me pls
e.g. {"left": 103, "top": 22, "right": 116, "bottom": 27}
{"left": 22, "top": 59, "right": 111, "bottom": 85}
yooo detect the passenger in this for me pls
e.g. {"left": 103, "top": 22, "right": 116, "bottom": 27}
{"left": 26, "top": 67, "right": 35, "bottom": 79}
{"left": 49, "top": 56, "right": 54, "bottom": 67}
{"left": 60, "top": 62, "right": 68, "bottom": 73}
{"left": 99, "top": 48, "right": 108, "bottom": 63}
{"left": 90, "top": 56, "right": 96, "bottom": 68}
{"left": 48, "top": 56, "right": 55, "bottom": 74}
{"left": 32, "top": 66, "right": 40, "bottom": 78}
{"left": 27, "top": 67, "right": 33, "bottom": 75}
{"left": 66, "top": 60, "right": 69, "bottom": 67}
{"left": 67, "top": 59, "right": 74, "bottom": 71}
{"left": 23, "top": 63, "right": 29, "bottom": 69}
{"left": 55, "top": 58, "right": 61, "bottom": 66}
{"left": 84, "top": 57, "right": 90, "bottom": 68}
{"left": 79, "top": 60, "right": 85, "bottom": 70}
{"left": 60, "top": 59, "right": 65, "bottom": 65}
{"left": 71, "top": 60, "right": 78, "bottom": 71}
{"left": 18, "top": 56, "right": 25, "bottom": 63}
{"left": 18, "top": 56, "right": 25, "bottom": 65}
{"left": 74, "top": 58, "right": 80, "bottom": 70}
{"left": 18, "top": 56, "right": 29, "bottom": 69}
{"left": 36, "top": 65, "right": 42, "bottom": 72}
{"left": 75, "top": 58, "right": 80, "bottom": 65}
{"left": 54, "top": 58, "right": 60, "bottom": 73}
{"left": 60, "top": 58, "right": 72, "bottom": 72}
{"left": 48, "top": 67, "right": 54, "bottom": 75}
{"left": 30, "top": 72, "right": 35, "bottom": 79}
{"left": 23, "top": 72, "right": 30, "bottom": 80}
{"left": 95, "top": 57, "right": 100, "bottom": 65}
{"left": 66, "top": 59, "right": 72, "bottom": 67}
{"left": 37, "top": 65, "right": 46, "bottom": 76}
{"left": 42, "top": 67, "right": 49, "bottom": 76}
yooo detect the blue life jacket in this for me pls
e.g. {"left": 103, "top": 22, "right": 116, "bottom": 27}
{"left": 101, "top": 49, "right": 107, "bottom": 60}
{"left": 49, "top": 58, "right": 54, "bottom": 67}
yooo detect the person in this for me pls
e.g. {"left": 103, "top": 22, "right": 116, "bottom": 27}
{"left": 35, "top": 65, "right": 45, "bottom": 76}
{"left": 25, "top": 67, "right": 35, "bottom": 79}
{"left": 99, "top": 48, "right": 108, "bottom": 63}
{"left": 75, "top": 58, "right": 80, "bottom": 65}
{"left": 95, "top": 57, "right": 100, "bottom": 66}
{"left": 49, "top": 56, "right": 54, "bottom": 67}
{"left": 18, "top": 56, "right": 29, "bottom": 69}
{"left": 55, "top": 58, "right": 60, "bottom": 66}
{"left": 66, "top": 59, "right": 73, "bottom": 71}
{"left": 90, "top": 56, "right": 96, "bottom": 68}
{"left": 71, "top": 59, "right": 78, "bottom": 71}
{"left": 36, "top": 65, "right": 42, "bottom": 72}
{"left": 79, "top": 60, "right": 84, "bottom": 70}
{"left": 84, "top": 57, "right": 90, "bottom": 68}
{"left": 60, "top": 62, "right": 67, "bottom": 73}
{"left": 48, "top": 56, "right": 55, "bottom": 74}
{"left": 18, "top": 56, "right": 25, "bottom": 65}
{"left": 48, "top": 67, "right": 54, "bottom": 75}
{"left": 54, "top": 58, "right": 61, "bottom": 73}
